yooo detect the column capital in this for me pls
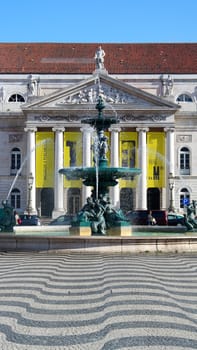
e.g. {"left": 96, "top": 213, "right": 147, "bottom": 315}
{"left": 24, "top": 127, "right": 37, "bottom": 133}
{"left": 164, "top": 127, "right": 175, "bottom": 133}
{"left": 136, "top": 127, "right": 149, "bottom": 133}
{"left": 80, "top": 126, "right": 93, "bottom": 133}
{"left": 109, "top": 127, "right": 121, "bottom": 133}
{"left": 52, "top": 127, "right": 65, "bottom": 133}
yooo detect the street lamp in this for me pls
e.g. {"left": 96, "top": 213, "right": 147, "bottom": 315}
{"left": 26, "top": 172, "right": 34, "bottom": 214}
{"left": 168, "top": 172, "right": 175, "bottom": 212}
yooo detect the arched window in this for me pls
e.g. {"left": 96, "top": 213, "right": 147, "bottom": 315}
{"left": 11, "top": 188, "right": 21, "bottom": 209}
{"left": 11, "top": 148, "right": 21, "bottom": 175}
{"left": 8, "top": 94, "right": 25, "bottom": 102}
{"left": 176, "top": 94, "right": 193, "bottom": 102}
{"left": 180, "top": 188, "right": 190, "bottom": 209}
{"left": 180, "top": 147, "right": 190, "bottom": 175}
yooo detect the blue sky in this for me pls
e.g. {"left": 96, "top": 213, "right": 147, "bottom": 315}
{"left": 1, "top": 0, "right": 196, "bottom": 43}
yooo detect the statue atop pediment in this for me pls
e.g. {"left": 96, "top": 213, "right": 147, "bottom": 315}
{"left": 95, "top": 46, "right": 105, "bottom": 70}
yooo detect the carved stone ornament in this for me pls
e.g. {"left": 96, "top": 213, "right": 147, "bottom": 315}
{"left": 9, "top": 134, "right": 23, "bottom": 142}
{"left": 176, "top": 135, "right": 192, "bottom": 143}
{"left": 39, "top": 115, "right": 50, "bottom": 122}
{"left": 56, "top": 83, "right": 148, "bottom": 106}
{"left": 34, "top": 115, "right": 80, "bottom": 123}
{"left": 121, "top": 115, "right": 167, "bottom": 122}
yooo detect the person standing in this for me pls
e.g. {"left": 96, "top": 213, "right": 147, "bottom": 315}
{"left": 14, "top": 211, "right": 21, "bottom": 225}
{"left": 147, "top": 211, "right": 153, "bottom": 225}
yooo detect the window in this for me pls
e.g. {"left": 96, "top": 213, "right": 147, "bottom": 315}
{"left": 180, "top": 188, "right": 190, "bottom": 209}
{"left": 11, "top": 148, "right": 21, "bottom": 175}
{"left": 180, "top": 147, "right": 190, "bottom": 175}
{"left": 11, "top": 188, "right": 21, "bottom": 209}
{"left": 176, "top": 94, "right": 193, "bottom": 102}
{"left": 8, "top": 94, "right": 25, "bottom": 102}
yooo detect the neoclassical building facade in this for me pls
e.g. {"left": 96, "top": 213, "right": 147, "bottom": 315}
{"left": 0, "top": 43, "right": 196, "bottom": 217}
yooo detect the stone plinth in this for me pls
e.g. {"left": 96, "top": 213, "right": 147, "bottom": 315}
{"left": 69, "top": 223, "right": 92, "bottom": 236}
{"left": 107, "top": 223, "right": 132, "bottom": 236}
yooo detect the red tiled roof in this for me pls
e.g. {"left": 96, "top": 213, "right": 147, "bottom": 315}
{"left": 0, "top": 43, "right": 196, "bottom": 74}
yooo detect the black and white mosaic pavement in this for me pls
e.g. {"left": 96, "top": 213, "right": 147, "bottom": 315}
{"left": 0, "top": 251, "right": 196, "bottom": 349}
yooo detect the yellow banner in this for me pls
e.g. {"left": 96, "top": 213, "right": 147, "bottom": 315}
{"left": 147, "top": 132, "right": 165, "bottom": 187}
{"left": 64, "top": 132, "right": 82, "bottom": 187}
{"left": 36, "top": 132, "right": 54, "bottom": 188}
{"left": 119, "top": 131, "right": 138, "bottom": 188}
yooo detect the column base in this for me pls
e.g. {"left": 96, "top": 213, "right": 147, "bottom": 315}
{"left": 24, "top": 209, "right": 38, "bottom": 216}
{"left": 52, "top": 209, "right": 65, "bottom": 219}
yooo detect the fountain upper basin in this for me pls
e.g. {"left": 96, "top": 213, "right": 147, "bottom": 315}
{"left": 59, "top": 166, "right": 141, "bottom": 187}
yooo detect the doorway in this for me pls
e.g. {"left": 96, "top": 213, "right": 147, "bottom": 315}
{"left": 67, "top": 188, "right": 81, "bottom": 214}
{"left": 147, "top": 188, "right": 160, "bottom": 210}
{"left": 120, "top": 188, "right": 133, "bottom": 213}
{"left": 41, "top": 188, "right": 54, "bottom": 217}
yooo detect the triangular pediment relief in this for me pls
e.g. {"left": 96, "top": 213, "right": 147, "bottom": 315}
{"left": 22, "top": 73, "right": 179, "bottom": 113}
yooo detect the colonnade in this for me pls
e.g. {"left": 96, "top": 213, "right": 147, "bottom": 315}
{"left": 25, "top": 126, "right": 175, "bottom": 217}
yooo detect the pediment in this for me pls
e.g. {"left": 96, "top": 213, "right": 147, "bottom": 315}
{"left": 23, "top": 73, "right": 179, "bottom": 113}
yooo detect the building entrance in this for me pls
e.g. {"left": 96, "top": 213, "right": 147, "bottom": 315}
{"left": 120, "top": 188, "right": 133, "bottom": 213}
{"left": 147, "top": 188, "right": 160, "bottom": 210}
{"left": 67, "top": 188, "right": 81, "bottom": 214}
{"left": 41, "top": 188, "right": 54, "bottom": 217}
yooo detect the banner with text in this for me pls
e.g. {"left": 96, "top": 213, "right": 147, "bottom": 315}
{"left": 36, "top": 132, "right": 54, "bottom": 188}
{"left": 147, "top": 132, "right": 165, "bottom": 187}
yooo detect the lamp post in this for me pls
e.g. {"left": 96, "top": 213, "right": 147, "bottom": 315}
{"left": 26, "top": 172, "right": 34, "bottom": 215}
{"left": 168, "top": 172, "right": 175, "bottom": 212}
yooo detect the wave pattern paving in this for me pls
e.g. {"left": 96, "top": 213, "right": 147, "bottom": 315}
{"left": 0, "top": 251, "right": 196, "bottom": 349}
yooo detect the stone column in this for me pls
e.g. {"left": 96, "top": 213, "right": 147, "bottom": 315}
{"left": 136, "top": 128, "right": 149, "bottom": 210}
{"left": 164, "top": 127, "right": 175, "bottom": 209}
{"left": 52, "top": 127, "right": 65, "bottom": 218}
{"left": 24, "top": 127, "right": 37, "bottom": 214}
{"left": 110, "top": 127, "right": 121, "bottom": 207}
{"left": 81, "top": 127, "right": 92, "bottom": 204}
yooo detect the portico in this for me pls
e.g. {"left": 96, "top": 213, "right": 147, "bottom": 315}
{"left": 22, "top": 71, "right": 179, "bottom": 218}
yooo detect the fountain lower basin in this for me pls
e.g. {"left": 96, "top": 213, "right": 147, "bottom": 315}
{"left": 1, "top": 226, "right": 196, "bottom": 254}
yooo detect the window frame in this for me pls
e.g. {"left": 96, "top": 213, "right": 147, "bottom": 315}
{"left": 176, "top": 93, "right": 193, "bottom": 102}
{"left": 11, "top": 148, "right": 21, "bottom": 175}
{"left": 179, "top": 188, "right": 190, "bottom": 209}
{"left": 179, "top": 147, "right": 190, "bottom": 175}
{"left": 8, "top": 94, "right": 25, "bottom": 103}
{"left": 11, "top": 188, "right": 21, "bottom": 209}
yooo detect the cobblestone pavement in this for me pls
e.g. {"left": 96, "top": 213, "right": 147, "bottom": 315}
{"left": 0, "top": 251, "right": 196, "bottom": 350}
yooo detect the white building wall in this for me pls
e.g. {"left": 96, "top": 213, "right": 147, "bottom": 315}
{"left": 0, "top": 72, "right": 196, "bottom": 214}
